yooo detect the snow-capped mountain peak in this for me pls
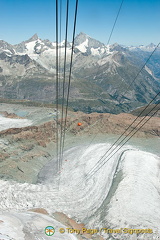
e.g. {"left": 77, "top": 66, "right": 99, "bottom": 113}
{"left": 0, "top": 40, "right": 15, "bottom": 55}
{"left": 128, "top": 43, "right": 159, "bottom": 52}
{"left": 25, "top": 33, "right": 39, "bottom": 43}
{"left": 74, "top": 32, "right": 89, "bottom": 45}
{"left": 147, "top": 43, "right": 156, "bottom": 48}
{"left": 109, "top": 43, "right": 126, "bottom": 52}
{"left": 0, "top": 33, "right": 159, "bottom": 80}
{"left": 75, "top": 38, "right": 89, "bottom": 53}
{"left": 74, "top": 32, "right": 109, "bottom": 56}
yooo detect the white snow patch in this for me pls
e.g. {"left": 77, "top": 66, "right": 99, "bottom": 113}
{"left": 145, "top": 65, "right": 153, "bottom": 76}
{"left": 25, "top": 41, "right": 36, "bottom": 55}
{"left": 91, "top": 47, "right": 100, "bottom": 56}
{"left": 36, "top": 45, "right": 41, "bottom": 50}
{"left": 76, "top": 39, "right": 88, "bottom": 53}
{"left": 0, "top": 116, "right": 32, "bottom": 131}
{"left": 52, "top": 42, "right": 57, "bottom": 47}
{"left": 4, "top": 50, "right": 12, "bottom": 55}
{"left": 0, "top": 214, "right": 25, "bottom": 239}
{"left": 24, "top": 39, "right": 44, "bottom": 54}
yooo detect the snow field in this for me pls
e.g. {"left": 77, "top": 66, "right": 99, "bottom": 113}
{"left": 0, "top": 116, "right": 32, "bottom": 132}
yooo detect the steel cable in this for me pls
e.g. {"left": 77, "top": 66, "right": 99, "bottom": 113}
{"left": 59, "top": 0, "right": 69, "bottom": 168}
{"left": 61, "top": 0, "right": 79, "bottom": 160}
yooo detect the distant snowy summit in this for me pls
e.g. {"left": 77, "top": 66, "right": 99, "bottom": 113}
{"left": 0, "top": 32, "right": 159, "bottom": 59}
{"left": 127, "top": 43, "right": 158, "bottom": 52}
{"left": 0, "top": 32, "right": 159, "bottom": 81}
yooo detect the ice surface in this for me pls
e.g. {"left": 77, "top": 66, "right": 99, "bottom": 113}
{"left": 0, "top": 142, "right": 159, "bottom": 239}
{"left": 0, "top": 212, "right": 79, "bottom": 240}
{"left": 0, "top": 116, "right": 32, "bottom": 131}
{"left": 106, "top": 150, "right": 160, "bottom": 228}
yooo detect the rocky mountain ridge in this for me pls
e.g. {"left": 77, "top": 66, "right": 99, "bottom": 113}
{"left": 0, "top": 32, "right": 160, "bottom": 113}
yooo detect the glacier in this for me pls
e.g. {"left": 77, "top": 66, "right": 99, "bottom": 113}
{"left": 0, "top": 140, "right": 159, "bottom": 239}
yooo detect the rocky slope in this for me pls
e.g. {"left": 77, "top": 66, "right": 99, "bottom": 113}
{"left": 0, "top": 104, "right": 159, "bottom": 183}
{"left": 131, "top": 103, "right": 160, "bottom": 117}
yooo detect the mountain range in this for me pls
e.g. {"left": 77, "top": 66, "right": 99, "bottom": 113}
{"left": 0, "top": 32, "right": 159, "bottom": 113}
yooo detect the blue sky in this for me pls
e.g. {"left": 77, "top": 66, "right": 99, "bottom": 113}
{"left": 0, "top": 0, "right": 159, "bottom": 46}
